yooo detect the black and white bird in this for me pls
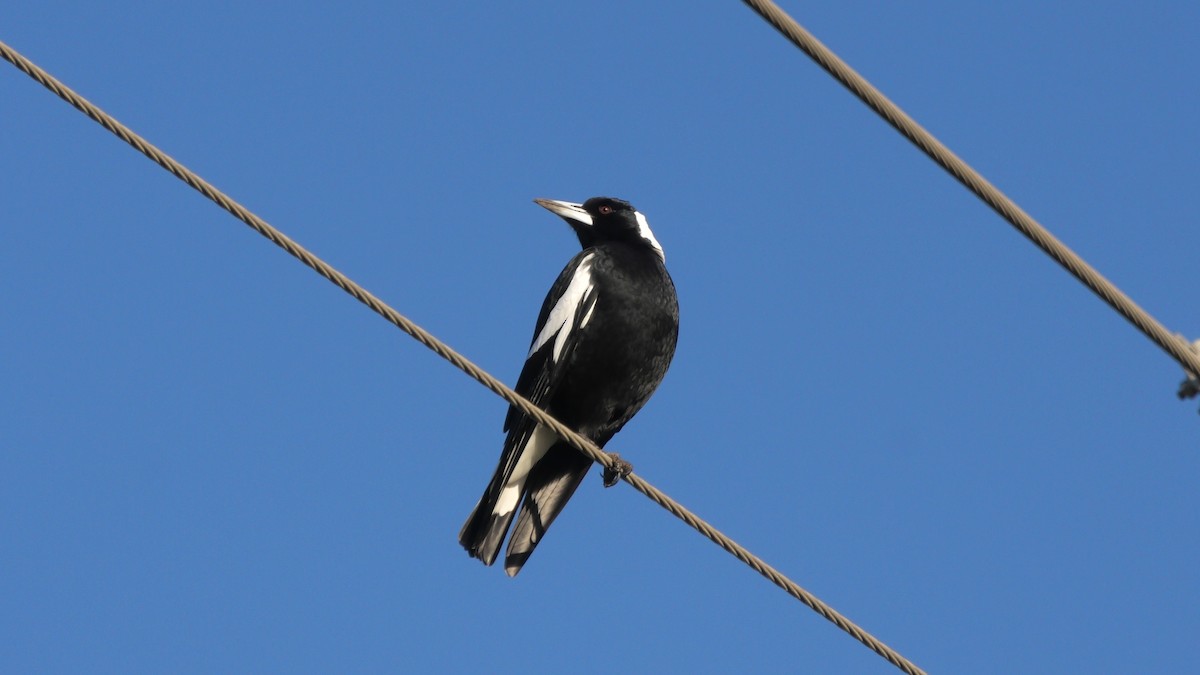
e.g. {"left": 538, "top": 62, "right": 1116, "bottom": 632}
{"left": 459, "top": 196, "right": 679, "bottom": 576}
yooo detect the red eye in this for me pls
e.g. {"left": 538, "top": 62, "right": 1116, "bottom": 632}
{"left": 598, "top": 205, "right": 613, "bottom": 215}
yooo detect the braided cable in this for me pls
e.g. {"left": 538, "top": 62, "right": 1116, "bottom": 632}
{"left": 741, "top": 0, "right": 1199, "bottom": 381}
{"left": 0, "top": 37, "right": 925, "bottom": 675}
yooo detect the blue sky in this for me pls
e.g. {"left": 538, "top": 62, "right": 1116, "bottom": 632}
{"left": 3, "top": 2, "right": 1198, "bottom": 673}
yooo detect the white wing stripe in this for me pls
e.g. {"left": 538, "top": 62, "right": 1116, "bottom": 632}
{"left": 529, "top": 253, "right": 596, "bottom": 361}
{"left": 494, "top": 424, "right": 557, "bottom": 516}
{"left": 580, "top": 294, "right": 598, "bottom": 328}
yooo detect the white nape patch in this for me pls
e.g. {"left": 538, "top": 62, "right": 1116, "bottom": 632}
{"left": 529, "top": 253, "right": 596, "bottom": 361}
{"left": 494, "top": 425, "right": 557, "bottom": 516}
{"left": 634, "top": 211, "right": 665, "bottom": 262}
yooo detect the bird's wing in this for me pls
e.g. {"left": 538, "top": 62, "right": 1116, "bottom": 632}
{"left": 503, "top": 250, "right": 598, "bottom": 434}
{"left": 459, "top": 251, "right": 600, "bottom": 565}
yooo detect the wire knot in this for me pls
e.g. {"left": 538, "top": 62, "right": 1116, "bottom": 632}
{"left": 1175, "top": 336, "right": 1200, "bottom": 412}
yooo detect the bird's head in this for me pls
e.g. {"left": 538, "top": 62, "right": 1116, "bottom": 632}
{"left": 534, "top": 196, "right": 665, "bottom": 262}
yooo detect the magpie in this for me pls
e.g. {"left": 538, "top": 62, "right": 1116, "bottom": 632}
{"left": 459, "top": 196, "right": 679, "bottom": 576}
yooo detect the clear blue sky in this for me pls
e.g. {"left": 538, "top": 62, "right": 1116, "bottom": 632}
{"left": 3, "top": 3, "right": 1198, "bottom": 673}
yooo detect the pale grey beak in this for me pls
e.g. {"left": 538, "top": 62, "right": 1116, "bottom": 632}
{"left": 533, "top": 198, "right": 593, "bottom": 228}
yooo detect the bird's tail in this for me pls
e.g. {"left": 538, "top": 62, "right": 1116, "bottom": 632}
{"left": 460, "top": 425, "right": 559, "bottom": 566}
{"left": 459, "top": 492, "right": 519, "bottom": 567}
{"left": 502, "top": 442, "right": 592, "bottom": 576}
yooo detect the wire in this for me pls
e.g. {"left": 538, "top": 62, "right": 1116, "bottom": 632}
{"left": 0, "top": 37, "right": 926, "bottom": 675}
{"left": 740, "top": 0, "right": 1199, "bottom": 383}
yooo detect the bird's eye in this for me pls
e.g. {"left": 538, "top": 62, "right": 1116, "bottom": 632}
{"left": 598, "top": 205, "right": 613, "bottom": 215}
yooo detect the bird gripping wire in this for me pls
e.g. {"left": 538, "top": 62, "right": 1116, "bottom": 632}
{"left": 0, "top": 36, "right": 926, "bottom": 675}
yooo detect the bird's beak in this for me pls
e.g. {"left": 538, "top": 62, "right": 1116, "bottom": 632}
{"left": 534, "top": 198, "right": 593, "bottom": 231}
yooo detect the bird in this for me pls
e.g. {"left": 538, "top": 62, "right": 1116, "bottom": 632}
{"left": 459, "top": 196, "right": 679, "bottom": 576}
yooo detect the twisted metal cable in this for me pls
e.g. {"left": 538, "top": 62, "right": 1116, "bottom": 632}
{"left": 0, "top": 37, "right": 925, "bottom": 675}
{"left": 741, "top": 0, "right": 1200, "bottom": 382}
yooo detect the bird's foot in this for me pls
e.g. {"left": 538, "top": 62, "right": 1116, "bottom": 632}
{"left": 602, "top": 453, "right": 633, "bottom": 487}
{"left": 1179, "top": 376, "right": 1200, "bottom": 400}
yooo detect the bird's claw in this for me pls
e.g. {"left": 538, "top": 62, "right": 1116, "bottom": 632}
{"left": 1179, "top": 375, "right": 1200, "bottom": 400}
{"left": 602, "top": 453, "right": 632, "bottom": 487}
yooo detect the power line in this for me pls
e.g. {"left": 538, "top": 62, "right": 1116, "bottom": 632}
{"left": 741, "top": 0, "right": 1200, "bottom": 384}
{"left": 0, "top": 38, "right": 926, "bottom": 675}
